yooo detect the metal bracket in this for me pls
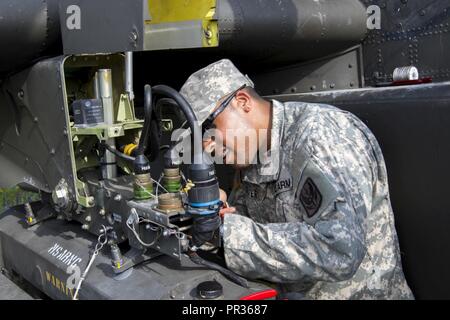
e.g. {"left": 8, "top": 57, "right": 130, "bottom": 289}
{"left": 111, "top": 248, "right": 161, "bottom": 274}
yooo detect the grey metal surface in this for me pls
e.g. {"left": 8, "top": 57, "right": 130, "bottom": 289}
{"left": 362, "top": 0, "right": 450, "bottom": 85}
{"left": 127, "top": 200, "right": 185, "bottom": 260}
{"left": 58, "top": 0, "right": 146, "bottom": 54}
{"left": 266, "top": 82, "right": 450, "bottom": 299}
{"left": 0, "top": 56, "right": 72, "bottom": 194}
{"left": 0, "top": 0, "right": 61, "bottom": 76}
{"left": 216, "top": 0, "right": 367, "bottom": 65}
{"left": 0, "top": 273, "right": 34, "bottom": 300}
{"left": 144, "top": 20, "right": 205, "bottom": 51}
{"left": 0, "top": 205, "right": 269, "bottom": 300}
{"left": 0, "top": 0, "right": 367, "bottom": 68}
{"left": 252, "top": 46, "right": 364, "bottom": 95}
{"left": 2, "top": 0, "right": 450, "bottom": 88}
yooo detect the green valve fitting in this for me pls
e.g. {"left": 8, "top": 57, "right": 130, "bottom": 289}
{"left": 134, "top": 173, "right": 154, "bottom": 200}
{"left": 162, "top": 168, "right": 182, "bottom": 193}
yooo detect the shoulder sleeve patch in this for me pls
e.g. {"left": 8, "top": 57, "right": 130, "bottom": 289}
{"left": 299, "top": 178, "right": 322, "bottom": 218}
{"left": 295, "top": 158, "right": 340, "bottom": 223}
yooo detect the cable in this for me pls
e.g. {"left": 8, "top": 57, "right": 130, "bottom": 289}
{"left": 128, "top": 223, "right": 162, "bottom": 248}
{"left": 153, "top": 176, "right": 169, "bottom": 197}
{"left": 152, "top": 85, "right": 203, "bottom": 165}
{"left": 188, "top": 251, "right": 249, "bottom": 288}
{"left": 102, "top": 143, "right": 135, "bottom": 162}
{"left": 180, "top": 171, "right": 188, "bottom": 184}
{"left": 126, "top": 211, "right": 162, "bottom": 247}
{"left": 137, "top": 85, "right": 153, "bottom": 156}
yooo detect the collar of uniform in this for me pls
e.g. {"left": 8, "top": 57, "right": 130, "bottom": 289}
{"left": 241, "top": 100, "right": 285, "bottom": 184}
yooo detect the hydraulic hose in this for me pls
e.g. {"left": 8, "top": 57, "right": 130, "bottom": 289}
{"left": 188, "top": 251, "right": 249, "bottom": 289}
{"left": 102, "top": 143, "right": 135, "bottom": 162}
{"left": 152, "top": 85, "right": 203, "bottom": 165}
{"left": 137, "top": 84, "right": 153, "bottom": 156}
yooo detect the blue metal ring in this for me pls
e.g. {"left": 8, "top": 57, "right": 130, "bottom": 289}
{"left": 188, "top": 199, "right": 221, "bottom": 208}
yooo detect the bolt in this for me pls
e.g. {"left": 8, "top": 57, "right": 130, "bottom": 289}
{"left": 204, "top": 29, "right": 213, "bottom": 39}
{"left": 85, "top": 216, "right": 92, "bottom": 222}
{"left": 24, "top": 203, "right": 36, "bottom": 225}
{"left": 99, "top": 208, "right": 106, "bottom": 216}
{"left": 82, "top": 224, "right": 90, "bottom": 230}
{"left": 114, "top": 194, "right": 122, "bottom": 201}
{"left": 130, "top": 31, "right": 138, "bottom": 43}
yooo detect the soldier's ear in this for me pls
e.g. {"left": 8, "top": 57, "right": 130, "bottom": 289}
{"left": 235, "top": 90, "right": 252, "bottom": 113}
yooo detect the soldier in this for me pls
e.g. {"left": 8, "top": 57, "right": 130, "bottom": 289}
{"left": 180, "top": 59, "right": 414, "bottom": 300}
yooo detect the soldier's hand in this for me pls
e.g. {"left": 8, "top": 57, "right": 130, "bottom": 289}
{"left": 219, "top": 188, "right": 228, "bottom": 203}
{"left": 220, "top": 205, "right": 236, "bottom": 218}
{"left": 219, "top": 188, "right": 236, "bottom": 218}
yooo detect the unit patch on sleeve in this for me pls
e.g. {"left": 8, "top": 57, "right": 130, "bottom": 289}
{"left": 299, "top": 178, "right": 322, "bottom": 218}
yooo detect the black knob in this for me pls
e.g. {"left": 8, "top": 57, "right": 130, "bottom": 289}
{"left": 197, "top": 280, "right": 223, "bottom": 300}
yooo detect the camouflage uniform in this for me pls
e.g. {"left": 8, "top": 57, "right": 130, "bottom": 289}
{"left": 223, "top": 100, "right": 414, "bottom": 300}
{"left": 180, "top": 59, "right": 254, "bottom": 124}
{"left": 180, "top": 59, "right": 414, "bottom": 300}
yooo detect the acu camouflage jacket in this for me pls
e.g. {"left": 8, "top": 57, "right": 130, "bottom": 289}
{"left": 222, "top": 100, "right": 414, "bottom": 300}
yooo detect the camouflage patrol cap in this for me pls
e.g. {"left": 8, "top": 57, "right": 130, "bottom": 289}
{"left": 180, "top": 59, "right": 255, "bottom": 125}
